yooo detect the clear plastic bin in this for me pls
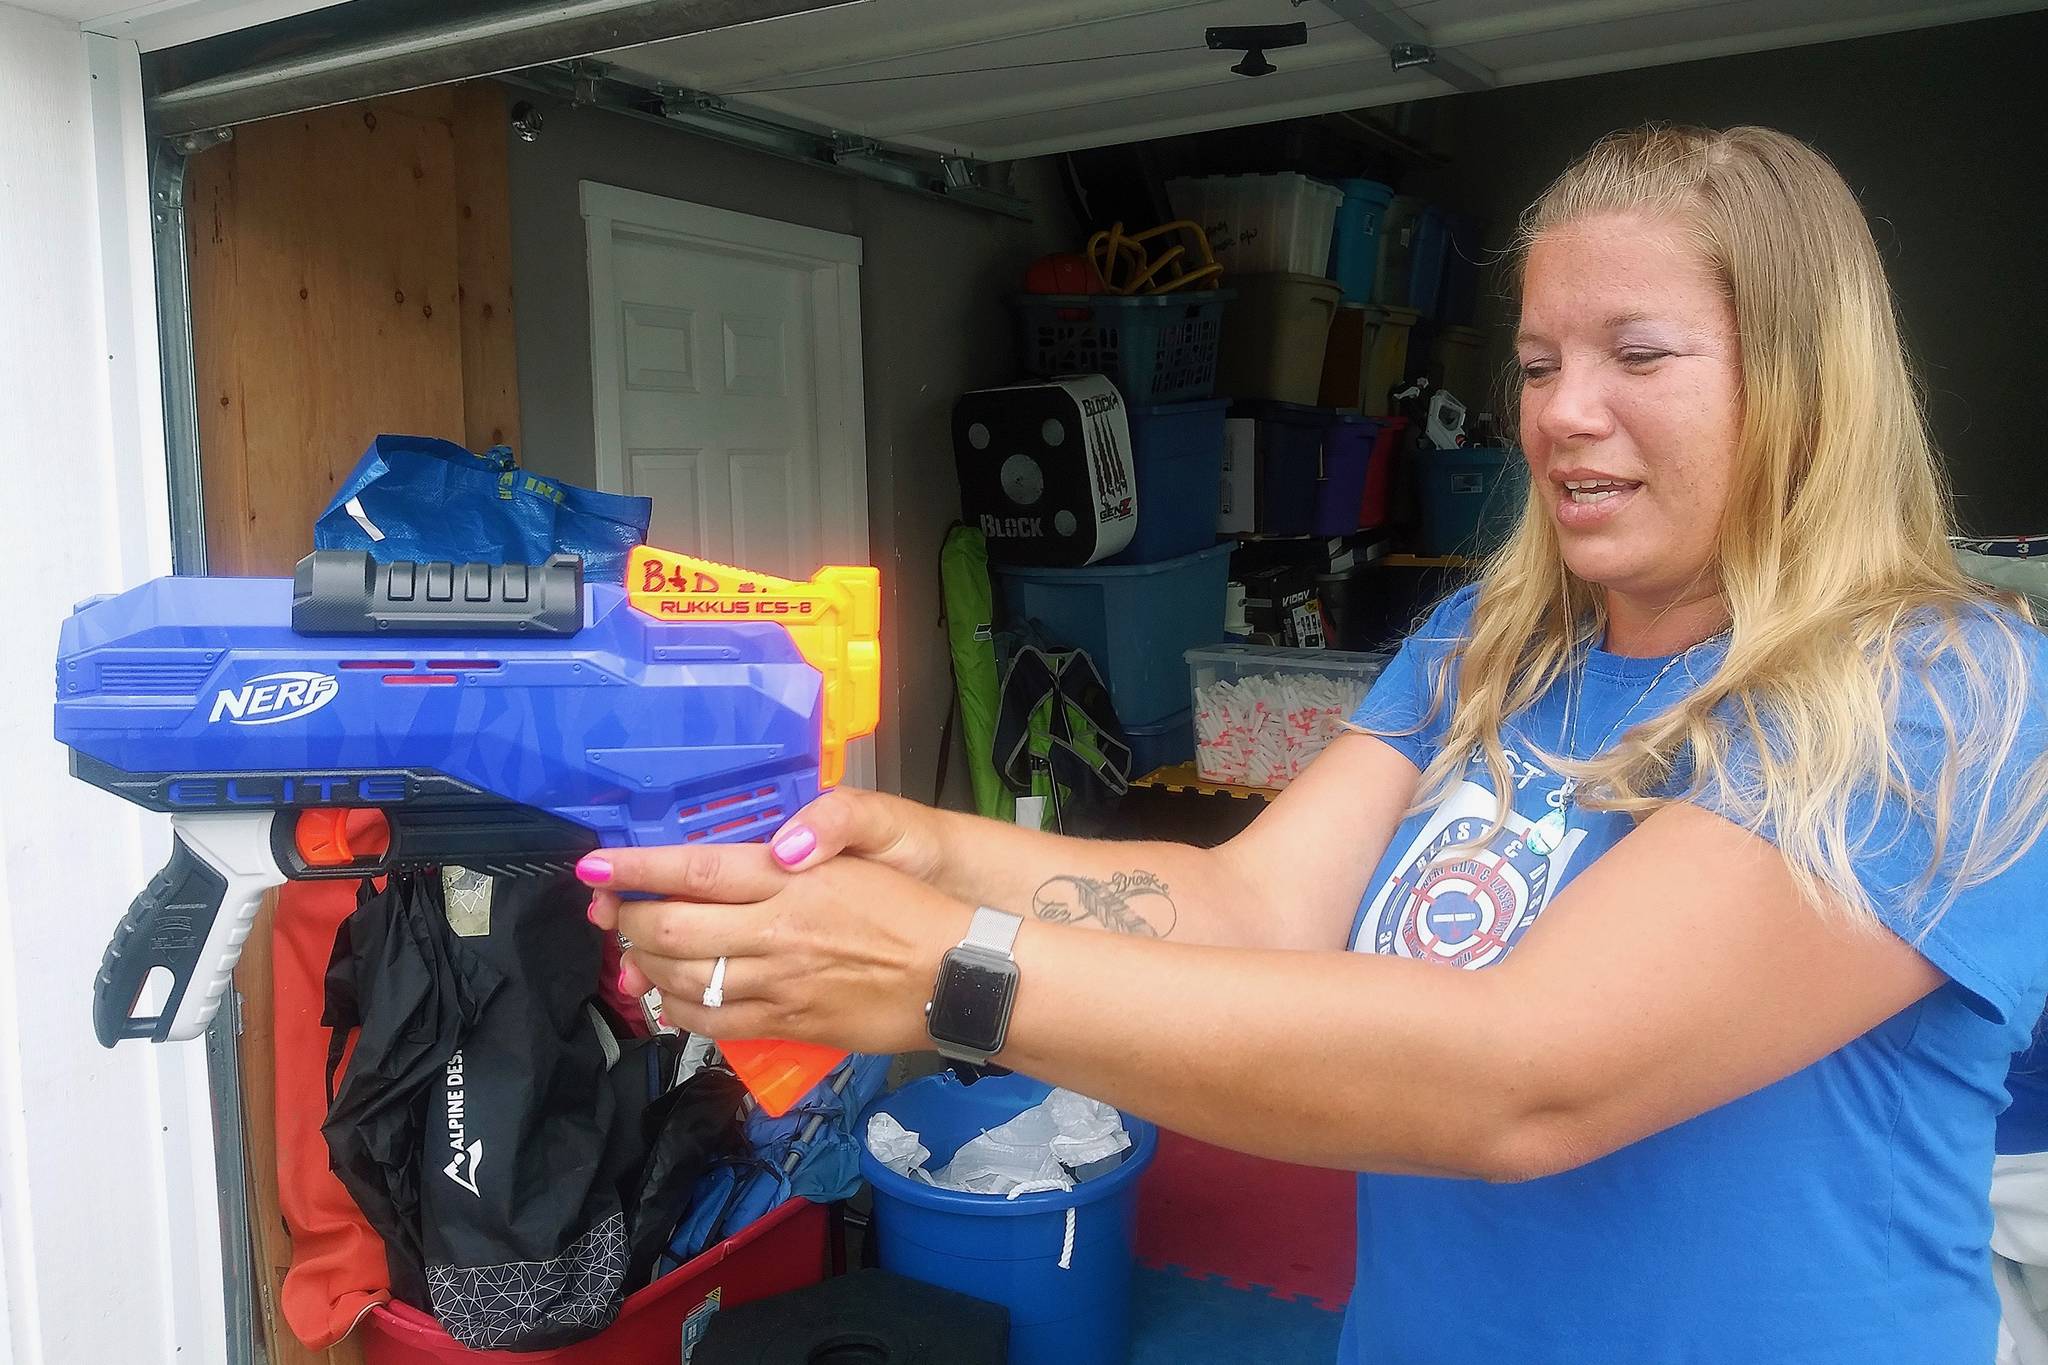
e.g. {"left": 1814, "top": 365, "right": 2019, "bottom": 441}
{"left": 1186, "top": 644, "right": 1390, "bottom": 789}
{"left": 1166, "top": 173, "right": 1343, "bottom": 276}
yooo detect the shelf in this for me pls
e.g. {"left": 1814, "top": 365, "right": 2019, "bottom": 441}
{"left": 1130, "top": 762, "right": 1279, "bottom": 802}
{"left": 1378, "top": 554, "right": 1473, "bottom": 569}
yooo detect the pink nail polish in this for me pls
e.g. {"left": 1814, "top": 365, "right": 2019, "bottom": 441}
{"left": 576, "top": 854, "right": 612, "bottom": 885}
{"left": 772, "top": 826, "right": 817, "bottom": 866}
{"left": 616, "top": 969, "right": 632, "bottom": 995}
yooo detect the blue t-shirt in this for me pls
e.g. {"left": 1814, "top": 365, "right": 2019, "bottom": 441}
{"left": 1338, "top": 585, "right": 2048, "bottom": 1365}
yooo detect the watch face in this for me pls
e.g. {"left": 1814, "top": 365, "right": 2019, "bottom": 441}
{"left": 928, "top": 955, "right": 1017, "bottom": 1054}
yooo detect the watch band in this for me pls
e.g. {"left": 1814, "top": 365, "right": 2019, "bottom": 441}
{"left": 962, "top": 905, "right": 1022, "bottom": 957}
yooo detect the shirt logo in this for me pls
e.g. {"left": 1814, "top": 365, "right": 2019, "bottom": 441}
{"left": 1355, "top": 779, "right": 1587, "bottom": 970}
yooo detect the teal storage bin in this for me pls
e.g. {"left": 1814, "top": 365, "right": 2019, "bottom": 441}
{"left": 1417, "top": 446, "right": 1529, "bottom": 557}
{"left": 996, "top": 542, "right": 1233, "bottom": 727}
{"left": 1106, "top": 398, "right": 1230, "bottom": 565}
{"left": 859, "top": 1072, "right": 1157, "bottom": 1365}
{"left": 1327, "top": 178, "right": 1396, "bottom": 304}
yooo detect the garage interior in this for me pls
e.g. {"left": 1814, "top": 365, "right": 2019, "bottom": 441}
{"left": 133, "top": 1, "right": 2048, "bottom": 1361}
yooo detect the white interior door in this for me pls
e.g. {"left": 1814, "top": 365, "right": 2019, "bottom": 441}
{"left": 583, "top": 182, "right": 875, "bottom": 785}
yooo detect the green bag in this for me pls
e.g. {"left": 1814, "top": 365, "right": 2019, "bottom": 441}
{"left": 993, "top": 644, "right": 1132, "bottom": 833}
{"left": 939, "top": 526, "right": 1011, "bottom": 821}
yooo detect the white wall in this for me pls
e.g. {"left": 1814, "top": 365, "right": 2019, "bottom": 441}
{"left": 0, "top": 6, "right": 224, "bottom": 1362}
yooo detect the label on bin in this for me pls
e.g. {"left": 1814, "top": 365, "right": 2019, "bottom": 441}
{"left": 680, "top": 1288, "right": 722, "bottom": 1362}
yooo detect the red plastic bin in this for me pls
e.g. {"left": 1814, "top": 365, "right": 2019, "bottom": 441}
{"left": 1359, "top": 416, "right": 1407, "bottom": 529}
{"left": 357, "top": 1197, "right": 829, "bottom": 1365}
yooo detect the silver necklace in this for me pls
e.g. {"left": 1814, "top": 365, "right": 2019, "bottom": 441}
{"left": 1525, "top": 629, "right": 1728, "bottom": 857}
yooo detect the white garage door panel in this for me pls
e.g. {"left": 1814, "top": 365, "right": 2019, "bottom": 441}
{"left": 602, "top": 0, "right": 2048, "bottom": 159}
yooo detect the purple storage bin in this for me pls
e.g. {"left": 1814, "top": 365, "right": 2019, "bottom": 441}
{"left": 1314, "top": 414, "right": 1378, "bottom": 536}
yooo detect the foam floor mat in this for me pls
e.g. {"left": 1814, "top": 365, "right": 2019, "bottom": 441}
{"left": 1127, "top": 1266, "right": 1343, "bottom": 1364}
{"left": 1134, "top": 1130, "right": 1355, "bottom": 1312}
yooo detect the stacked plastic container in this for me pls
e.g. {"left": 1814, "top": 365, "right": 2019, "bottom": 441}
{"left": 1014, "top": 291, "right": 1230, "bottom": 404}
{"left": 996, "top": 543, "right": 1234, "bottom": 774}
{"left": 1106, "top": 399, "right": 1231, "bottom": 565}
{"left": 1165, "top": 173, "right": 1343, "bottom": 276}
{"left": 1431, "top": 325, "right": 1491, "bottom": 410}
{"left": 1214, "top": 274, "right": 1341, "bottom": 404}
{"left": 1170, "top": 174, "right": 1345, "bottom": 410}
{"left": 1405, "top": 205, "right": 1450, "bottom": 320}
{"left": 1003, "top": 207, "right": 1257, "bottom": 774}
{"left": 1326, "top": 179, "right": 1396, "bottom": 303}
{"left": 1320, "top": 304, "right": 1420, "bottom": 416}
{"left": 1416, "top": 446, "right": 1529, "bottom": 558}
{"left": 1219, "top": 406, "right": 1390, "bottom": 542}
{"left": 1187, "top": 644, "right": 1391, "bottom": 789}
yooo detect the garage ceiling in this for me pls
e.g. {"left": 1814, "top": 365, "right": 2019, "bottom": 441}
{"left": 602, "top": 0, "right": 2048, "bottom": 161}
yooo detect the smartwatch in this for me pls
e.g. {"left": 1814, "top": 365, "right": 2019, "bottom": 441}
{"left": 924, "top": 907, "right": 1023, "bottom": 1065}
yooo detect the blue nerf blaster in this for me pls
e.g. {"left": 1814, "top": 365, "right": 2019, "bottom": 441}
{"left": 54, "top": 545, "right": 880, "bottom": 1116}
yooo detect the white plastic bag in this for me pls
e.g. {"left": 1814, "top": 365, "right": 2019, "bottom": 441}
{"left": 864, "top": 1089, "right": 1132, "bottom": 1199}
{"left": 864, "top": 1113, "right": 931, "bottom": 1180}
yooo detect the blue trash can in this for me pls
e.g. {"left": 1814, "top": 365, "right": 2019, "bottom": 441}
{"left": 860, "top": 1072, "right": 1158, "bottom": 1365}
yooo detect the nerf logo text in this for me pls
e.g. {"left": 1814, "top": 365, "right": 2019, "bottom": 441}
{"left": 208, "top": 671, "right": 339, "bottom": 726}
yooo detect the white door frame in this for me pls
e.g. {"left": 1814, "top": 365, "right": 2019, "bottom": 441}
{"left": 580, "top": 181, "right": 870, "bottom": 573}
{"left": 579, "top": 181, "right": 878, "bottom": 788}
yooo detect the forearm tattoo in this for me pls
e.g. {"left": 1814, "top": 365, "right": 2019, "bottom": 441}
{"left": 1031, "top": 871, "right": 1177, "bottom": 938}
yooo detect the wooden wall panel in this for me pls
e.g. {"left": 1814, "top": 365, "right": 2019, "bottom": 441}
{"left": 190, "top": 91, "right": 474, "bottom": 579}
{"left": 184, "top": 83, "right": 519, "bottom": 1365}
{"left": 451, "top": 82, "right": 522, "bottom": 455}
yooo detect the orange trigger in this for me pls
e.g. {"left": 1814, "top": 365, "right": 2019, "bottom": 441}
{"left": 296, "top": 809, "right": 354, "bottom": 868}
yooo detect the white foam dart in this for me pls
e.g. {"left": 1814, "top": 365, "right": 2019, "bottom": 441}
{"left": 1193, "top": 670, "right": 1373, "bottom": 788}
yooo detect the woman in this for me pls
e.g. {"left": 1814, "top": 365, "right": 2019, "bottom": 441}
{"left": 585, "top": 126, "right": 2048, "bottom": 1362}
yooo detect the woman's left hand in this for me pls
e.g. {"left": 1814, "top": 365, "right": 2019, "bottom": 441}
{"left": 581, "top": 845, "right": 970, "bottom": 1053}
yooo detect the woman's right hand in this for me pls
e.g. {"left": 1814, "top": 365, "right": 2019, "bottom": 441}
{"left": 768, "top": 787, "right": 946, "bottom": 883}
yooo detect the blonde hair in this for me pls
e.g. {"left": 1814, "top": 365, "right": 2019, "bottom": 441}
{"left": 1404, "top": 124, "right": 2046, "bottom": 929}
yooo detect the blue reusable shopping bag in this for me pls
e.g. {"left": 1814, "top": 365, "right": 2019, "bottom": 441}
{"left": 315, "top": 435, "right": 653, "bottom": 579}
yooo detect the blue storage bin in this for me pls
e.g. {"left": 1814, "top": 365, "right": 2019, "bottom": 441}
{"left": 1408, "top": 205, "right": 1450, "bottom": 319}
{"left": 1440, "top": 212, "right": 1483, "bottom": 326}
{"left": 860, "top": 1072, "right": 1158, "bottom": 1365}
{"left": 996, "top": 542, "right": 1233, "bottom": 727}
{"left": 1107, "top": 398, "right": 1229, "bottom": 565}
{"left": 1327, "top": 178, "right": 1395, "bottom": 303}
{"left": 1124, "top": 708, "right": 1193, "bottom": 774}
{"left": 1233, "top": 400, "right": 1326, "bottom": 537}
{"left": 1014, "top": 291, "right": 1231, "bottom": 403}
{"left": 1418, "top": 445, "right": 1530, "bottom": 557}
